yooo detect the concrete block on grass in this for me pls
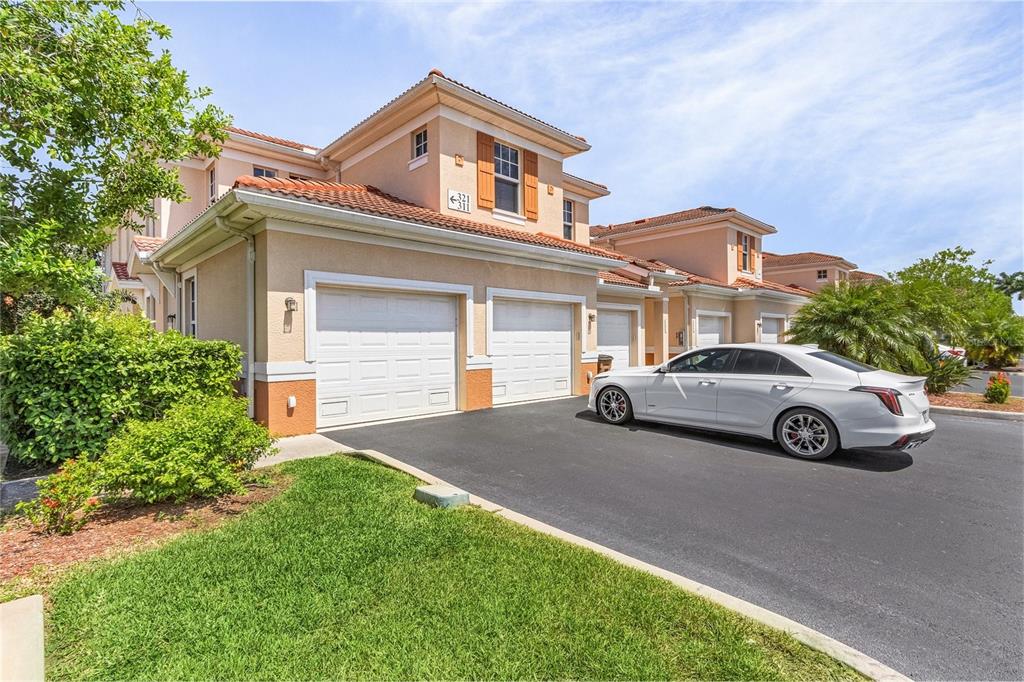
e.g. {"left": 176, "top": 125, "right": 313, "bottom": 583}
{"left": 413, "top": 484, "right": 469, "bottom": 509}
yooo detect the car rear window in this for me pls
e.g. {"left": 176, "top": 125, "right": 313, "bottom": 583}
{"left": 809, "top": 351, "right": 878, "bottom": 372}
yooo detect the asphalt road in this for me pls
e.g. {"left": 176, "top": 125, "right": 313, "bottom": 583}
{"left": 330, "top": 399, "right": 1024, "bottom": 680}
{"left": 957, "top": 370, "right": 1024, "bottom": 397}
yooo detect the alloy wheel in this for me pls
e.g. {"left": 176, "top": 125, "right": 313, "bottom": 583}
{"left": 781, "top": 413, "right": 830, "bottom": 456}
{"left": 599, "top": 388, "right": 629, "bottom": 423}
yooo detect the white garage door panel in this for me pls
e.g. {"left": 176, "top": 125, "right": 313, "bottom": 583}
{"left": 316, "top": 288, "right": 457, "bottom": 428}
{"left": 598, "top": 310, "right": 632, "bottom": 369}
{"left": 697, "top": 315, "right": 724, "bottom": 347}
{"left": 762, "top": 317, "right": 782, "bottom": 344}
{"left": 492, "top": 300, "right": 572, "bottom": 404}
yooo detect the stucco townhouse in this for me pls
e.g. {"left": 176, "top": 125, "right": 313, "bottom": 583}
{"left": 762, "top": 251, "right": 884, "bottom": 292}
{"left": 103, "top": 69, "right": 813, "bottom": 436}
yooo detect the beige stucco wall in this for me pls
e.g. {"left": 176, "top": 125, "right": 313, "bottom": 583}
{"left": 339, "top": 117, "right": 441, "bottom": 211}
{"left": 685, "top": 292, "right": 734, "bottom": 345}
{"left": 165, "top": 165, "right": 209, "bottom": 240}
{"left": 732, "top": 298, "right": 804, "bottom": 343}
{"left": 438, "top": 116, "right": 567, "bottom": 236}
{"left": 611, "top": 226, "right": 732, "bottom": 282}
{"left": 196, "top": 241, "right": 247, "bottom": 349}
{"left": 258, "top": 227, "right": 598, "bottom": 363}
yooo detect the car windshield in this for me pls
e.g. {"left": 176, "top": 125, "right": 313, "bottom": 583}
{"left": 808, "top": 351, "right": 878, "bottom": 372}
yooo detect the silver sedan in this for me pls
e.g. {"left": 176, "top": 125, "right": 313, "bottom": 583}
{"left": 588, "top": 343, "right": 935, "bottom": 459}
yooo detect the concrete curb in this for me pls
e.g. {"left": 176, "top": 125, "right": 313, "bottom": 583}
{"left": 930, "top": 405, "right": 1023, "bottom": 421}
{"left": 355, "top": 447, "right": 911, "bottom": 682}
{"left": 0, "top": 594, "right": 44, "bottom": 681}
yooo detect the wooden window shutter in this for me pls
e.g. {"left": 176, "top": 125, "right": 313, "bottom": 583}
{"left": 750, "top": 238, "right": 757, "bottom": 272}
{"left": 736, "top": 233, "right": 744, "bottom": 270}
{"left": 477, "top": 132, "right": 494, "bottom": 209}
{"left": 523, "top": 150, "right": 539, "bottom": 221}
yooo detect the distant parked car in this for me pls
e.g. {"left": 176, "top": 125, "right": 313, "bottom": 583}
{"left": 589, "top": 344, "right": 935, "bottom": 460}
{"left": 937, "top": 345, "right": 969, "bottom": 364}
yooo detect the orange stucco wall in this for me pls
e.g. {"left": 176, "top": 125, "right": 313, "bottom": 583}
{"left": 254, "top": 379, "right": 317, "bottom": 437}
{"left": 465, "top": 368, "right": 494, "bottom": 410}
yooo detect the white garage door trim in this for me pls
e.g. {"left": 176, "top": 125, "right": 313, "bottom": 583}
{"left": 695, "top": 309, "right": 731, "bottom": 347}
{"left": 761, "top": 313, "right": 786, "bottom": 344}
{"left": 314, "top": 287, "right": 458, "bottom": 429}
{"left": 304, "top": 271, "right": 473, "bottom": 362}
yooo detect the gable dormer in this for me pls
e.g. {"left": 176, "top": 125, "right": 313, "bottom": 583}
{"left": 318, "top": 70, "right": 607, "bottom": 244}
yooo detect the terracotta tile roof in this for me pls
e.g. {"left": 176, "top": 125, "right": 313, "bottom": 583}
{"left": 132, "top": 236, "right": 165, "bottom": 252}
{"left": 590, "top": 206, "right": 738, "bottom": 239}
{"left": 111, "top": 261, "right": 140, "bottom": 283}
{"left": 665, "top": 270, "right": 811, "bottom": 297}
{"left": 233, "top": 176, "right": 623, "bottom": 261}
{"left": 227, "top": 126, "right": 319, "bottom": 152}
{"left": 622, "top": 255, "right": 677, "bottom": 273}
{"left": 598, "top": 271, "right": 648, "bottom": 288}
{"left": 851, "top": 270, "right": 885, "bottom": 281}
{"left": 324, "top": 69, "right": 586, "bottom": 154}
{"left": 762, "top": 251, "right": 849, "bottom": 267}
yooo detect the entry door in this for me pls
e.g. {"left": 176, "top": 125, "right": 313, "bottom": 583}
{"left": 315, "top": 288, "right": 457, "bottom": 428}
{"left": 598, "top": 310, "right": 632, "bottom": 369}
{"left": 697, "top": 315, "right": 724, "bottom": 346}
{"left": 491, "top": 299, "right": 572, "bottom": 404}
{"left": 762, "top": 316, "right": 783, "bottom": 344}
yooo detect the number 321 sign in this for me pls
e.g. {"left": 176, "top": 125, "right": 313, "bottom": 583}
{"left": 447, "top": 189, "right": 471, "bottom": 213}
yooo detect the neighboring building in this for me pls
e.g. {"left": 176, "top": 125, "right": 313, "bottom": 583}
{"left": 761, "top": 251, "right": 859, "bottom": 292}
{"left": 590, "top": 208, "right": 811, "bottom": 366}
{"left": 105, "top": 70, "right": 626, "bottom": 435}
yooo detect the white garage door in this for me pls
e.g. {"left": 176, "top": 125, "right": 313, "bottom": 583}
{"left": 315, "top": 288, "right": 457, "bottom": 429}
{"left": 762, "top": 316, "right": 783, "bottom": 344}
{"left": 697, "top": 315, "right": 725, "bottom": 346}
{"left": 598, "top": 310, "right": 632, "bottom": 369}
{"left": 492, "top": 299, "right": 572, "bottom": 404}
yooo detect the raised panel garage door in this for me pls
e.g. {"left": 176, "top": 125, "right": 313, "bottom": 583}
{"left": 761, "top": 316, "right": 782, "bottom": 344}
{"left": 492, "top": 299, "right": 572, "bottom": 404}
{"left": 315, "top": 288, "right": 457, "bottom": 429}
{"left": 697, "top": 315, "right": 724, "bottom": 347}
{"left": 598, "top": 310, "right": 632, "bottom": 369}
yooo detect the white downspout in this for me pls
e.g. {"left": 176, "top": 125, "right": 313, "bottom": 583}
{"left": 216, "top": 217, "right": 256, "bottom": 418}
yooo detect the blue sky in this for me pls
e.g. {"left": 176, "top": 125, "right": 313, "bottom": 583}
{"left": 142, "top": 1, "right": 1023, "bottom": 286}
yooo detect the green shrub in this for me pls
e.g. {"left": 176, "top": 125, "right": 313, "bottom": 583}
{"left": 924, "top": 355, "right": 974, "bottom": 395}
{"left": 16, "top": 458, "right": 103, "bottom": 535}
{"left": 968, "top": 309, "right": 1024, "bottom": 369}
{"left": 0, "top": 310, "right": 241, "bottom": 465}
{"left": 984, "top": 372, "right": 1011, "bottom": 404}
{"left": 100, "top": 396, "right": 275, "bottom": 504}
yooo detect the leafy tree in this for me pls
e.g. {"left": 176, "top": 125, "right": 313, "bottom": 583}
{"left": 0, "top": 0, "right": 230, "bottom": 330}
{"left": 995, "top": 271, "right": 1024, "bottom": 301}
{"left": 787, "top": 281, "right": 931, "bottom": 373}
{"left": 967, "top": 302, "right": 1024, "bottom": 368}
{"left": 889, "top": 247, "right": 1005, "bottom": 346}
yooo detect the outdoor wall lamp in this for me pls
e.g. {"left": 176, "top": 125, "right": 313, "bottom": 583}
{"left": 284, "top": 297, "right": 298, "bottom": 312}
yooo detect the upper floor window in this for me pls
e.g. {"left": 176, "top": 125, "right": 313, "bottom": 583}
{"left": 253, "top": 166, "right": 277, "bottom": 178}
{"left": 816, "top": 269, "right": 828, "bottom": 281}
{"left": 208, "top": 167, "right": 216, "bottom": 205}
{"left": 562, "top": 199, "right": 574, "bottom": 240}
{"left": 838, "top": 270, "right": 848, "bottom": 281}
{"left": 740, "top": 234, "right": 751, "bottom": 272}
{"left": 493, "top": 141, "right": 519, "bottom": 213}
{"left": 412, "top": 128, "right": 428, "bottom": 159}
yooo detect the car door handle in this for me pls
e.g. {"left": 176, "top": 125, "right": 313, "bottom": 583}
{"left": 773, "top": 383, "right": 791, "bottom": 389}
{"left": 698, "top": 379, "right": 717, "bottom": 386}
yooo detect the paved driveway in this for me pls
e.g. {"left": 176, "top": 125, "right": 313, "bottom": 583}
{"left": 328, "top": 399, "right": 1023, "bottom": 680}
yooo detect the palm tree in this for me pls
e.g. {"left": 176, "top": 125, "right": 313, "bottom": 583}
{"left": 787, "top": 282, "right": 931, "bottom": 373}
{"left": 995, "top": 271, "right": 1024, "bottom": 301}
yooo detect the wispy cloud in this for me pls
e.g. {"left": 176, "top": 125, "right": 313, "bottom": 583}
{"left": 381, "top": 1, "right": 1023, "bottom": 277}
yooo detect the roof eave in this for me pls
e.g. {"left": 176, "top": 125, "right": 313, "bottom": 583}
{"left": 562, "top": 173, "right": 611, "bottom": 199}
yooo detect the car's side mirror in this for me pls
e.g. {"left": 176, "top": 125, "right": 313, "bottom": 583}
{"left": 655, "top": 364, "right": 668, "bottom": 374}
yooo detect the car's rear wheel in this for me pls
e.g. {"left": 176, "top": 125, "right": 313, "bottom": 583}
{"left": 597, "top": 386, "right": 633, "bottom": 425}
{"left": 776, "top": 408, "right": 839, "bottom": 460}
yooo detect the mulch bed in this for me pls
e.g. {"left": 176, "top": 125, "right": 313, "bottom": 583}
{"left": 929, "top": 391, "right": 1024, "bottom": 413}
{"left": 0, "top": 473, "right": 289, "bottom": 582}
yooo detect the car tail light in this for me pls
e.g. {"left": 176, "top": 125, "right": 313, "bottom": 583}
{"left": 851, "top": 386, "right": 903, "bottom": 416}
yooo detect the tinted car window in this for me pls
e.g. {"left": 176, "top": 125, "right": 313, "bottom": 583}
{"left": 731, "top": 349, "right": 780, "bottom": 375}
{"left": 809, "top": 351, "right": 877, "bottom": 372}
{"left": 667, "top": 349, "right": 735, "bottom": 373}
{"left": 776, "top": 356, "right": 811, "bottom": 377}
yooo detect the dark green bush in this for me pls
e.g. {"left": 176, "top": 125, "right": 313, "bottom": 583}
{"left": 924, "top": 355, "right": 974, "bottom": 395}
{"left": 0, "top": 310, "right": 241, "bottom": 465}
{"left": 101, "top": 396, "right": 275, "bottom": 503}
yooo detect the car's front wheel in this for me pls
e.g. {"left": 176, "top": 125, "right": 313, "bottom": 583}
{"left": 775, "top": 408, "right": 839, "bottom": 460}
{"left": 597, "top": 386, "right": 633, "bottom": 425}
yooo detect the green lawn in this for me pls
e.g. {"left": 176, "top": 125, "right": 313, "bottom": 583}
{"left": 47, "top": 455, "right": 862, "bottom": 680}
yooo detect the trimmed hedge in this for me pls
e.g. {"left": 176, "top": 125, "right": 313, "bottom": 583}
{"left": 0, "top": 311, "right": 242, "bottom": 465}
